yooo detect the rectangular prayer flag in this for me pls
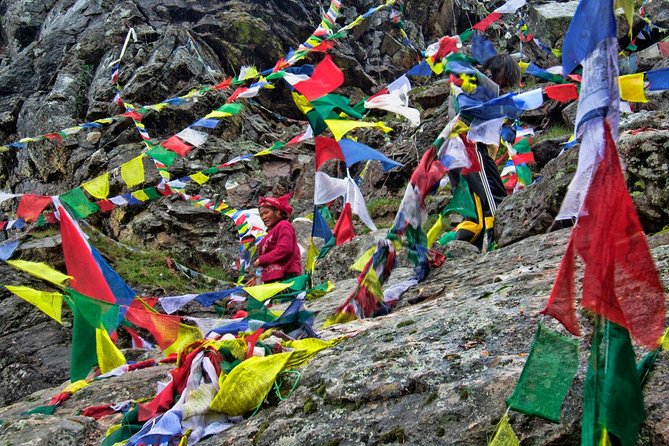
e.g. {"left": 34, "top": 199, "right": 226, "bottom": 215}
{"left": 506, "top": 322, "right": 578, "bottom": 422}
{"left": 120, "top": 155, "right": 145, "bottom": 188}
{"left": 59, "top": 187, "right": 100, "bottom": 219}
{"left": 618, "top": 73, "right": 648, "bottom": 103}
{"left": 17, "top": 194, "right": 52, "bottom": 221}
{"left": 646, "top": 68, "right": 669, "bottom": 91}
{"left": 293, "top": 55, "right": 344, "bottom": 101}
{"left": 161, "top": 136, "right": 193, "bottom": 156}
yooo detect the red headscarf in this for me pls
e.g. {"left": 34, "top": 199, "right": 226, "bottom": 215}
{"left": 258, "top": 193, "right": 293, "bottom": 217}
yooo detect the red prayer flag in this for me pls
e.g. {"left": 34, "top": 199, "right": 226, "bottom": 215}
{"left": 161, "top": 136, "right": 193, "bottom": 156}
{"left": 542, "top": 122, "right": 666, "bottom": 349}
{"left": 213, "top": 77, "right": 232, "bottom": 90}
{"left": 96, "top": 200, "right": 115, "bottom": 213}
{"left": 293, "top": 54, "right": 344, "bottom": 101}
{"left": 315, "top": 136, "right": 345, "bottom": 170}
{"left": 429, "top": 35, "right": 462, "bottom": 63}
{"left": 334, "top": 202, "right": 355, "bottom": 245}
{"left": 658, "top": 41, "right": 669, "bottom": 57}
{"left": 411, "top": 145, "right": 448, "bottom": 201}
{"left": 59, "top": 206, "right": 116, "bottom": 303}
{"left": 471, "top": 12, "right": 502, "bottom": 31}
{"left": 545, "top": 84, "right": 579, "bottom": 102}
{"left": 227, "top": 87, "right": 247, "bottom": 103}
{"left": 121, "top": 111, "right": 143, "bottom": 121}
{"left": 512, "top": 152, "right": 535, "bottom": 165}
{"left": 17, "top": 194, "right": 52, "bottom": 221}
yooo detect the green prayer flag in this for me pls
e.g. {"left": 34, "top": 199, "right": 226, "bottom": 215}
{"left": 306, "top": 109, "right": 328, "bottom": 136}
{"left": 143, "top": 186, "right": 161, "bottom": 201}
{"left": 22, "top": 405, "right": 58, "bottom": 415}
{"left": 246, "top": 297, "right": 278, "bottom": 323}
{"left": 582, "top": 320, "right": 645, "bottom": 446}
{"left": 459, "top": 29, "right": 474, "bottom": 42}
{"left": 59, "top": 187, "right": 100, "bottom": 219}
{"left": 516, "top": 164, "right": 532, "bottom": 186}
{"left": 146, "top": 145, "right": 178, "bottom": 167}
{"left": 316, "top": 236, "right": 336, "bottom": 259}
{"left": 286, "top": 274, "right": 309, "bottom": 291}
{"left": 215, "top": 103, "right": 243, "bottom": 115}
{"left": 513, "top": 138, "right": 531, "bottom": 154}
{"left": 507, "top": 322, "right": 579, "bottom": 422}
{"left": 443, "top": 174, "right": 477, "bottom": 219}
{"left": 101, "top": 405, "right": 143, "bottom": 446}
{"left": 311, "top": 94, "right": 363, "bottom": 120}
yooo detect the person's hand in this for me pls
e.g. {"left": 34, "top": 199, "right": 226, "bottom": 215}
{"left": 252, "top": 259, "right": 260, "bottom": 267}
{"left": 246, "top": 276, "right": 256, "bottom": 287}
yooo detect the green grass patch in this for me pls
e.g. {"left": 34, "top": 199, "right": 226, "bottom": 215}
{"left": 533, "top": 124, "right": 571, "bottom": 143}
{"left": 367, "top": 195, "right": 403, "bottom": 218}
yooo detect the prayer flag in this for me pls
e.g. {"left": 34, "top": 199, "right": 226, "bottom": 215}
{"left": 312, "top": 206, "right": 333, "bottom": 241}
{"left": 544, "top": 84, "right": 579, "bottom": 102}
{"left": 488, "top": 415, "right": 520, "bottom": 446}
{"left": 5, "top": 285, "right": 63, "bottom": 324}
{"left": 176, "top": 128, "right": 208, "bottom": 147}
{"left": 506, "top": 323, "right": 579, "bottom": 422}
{"left": 242, "top": 282, "right": 293, "bottom": 302}
{"left": 471, "top": 12, "right": 502, "bottom": 32}
{"left": 162, "top": 136, "right": 193, "bottom": 156}
{"left": 96, "top": 326, "right": 127, "bottom": 374}
{"left": 339, "top": 138, "right": 402, "bottom": 171}
{"left": 315, "top": 136, "right": 344, "bottom": 170}
{"left": 7, "top": 259, "right": 72, "bottom": 287}
{"left": 146, "top": 145, "right": 177, "bottom": 167}
{"left": 561, "top": 0, "right": 616, "bottom": 75}
{"left": 334, "top": 202, "right": 354, "bottom": 245}
{"left": 324, "top": 119, "right": 392, "bottom": 141}
{"left": 292, "top": 54, "right": 344, "bottom": 101}
{"left": 582, "top": 321, "right": 644, "bottom": 446}
{"left": 59, "top": 188, "right": 100, "bottom": 219}
{"left": 646, "top": 68, "right": 669, "bottom": 91}
{"left": 406, "top": 61, "right": 432, "bottom": 77}
{"left": 82, "top": 173, "right": 110, "bottom": 199}
{"left": 17, "top": 195, "right": 52, "bottom": 221}
{"left": 618, "top": 73, "right": 648, "bottom": 103}
{"left": 120, "top": 155, "right": 145, "bottom": 188}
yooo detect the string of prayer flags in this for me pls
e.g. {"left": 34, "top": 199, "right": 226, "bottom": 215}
{"left": 561, "top": 0, "right": 616, "bottom": 75}
{"left": 292, "top": 55, "right": 344, "bottom": 101}
{"left": 506, "top": 323, "right": 578, "bottom": 422}
{"left": 120, "top": 155, "right": 146, "bottom": 188}
{"left": 618, "top": 73, "right": 648, "bottom": 103}
{"left": 488, "top": 415, "right": 520, "bottom": 446}
{"left": 82, "top": 173, "right": 110, "bottom": 199}
{"left": 16, "top": 194, "right": 52, "bottom": 221}
{"left": 582, "top": 321, "right": 645, "bottom": 446}
{"left": 324, "top": 119, "right": 392, "bottom": 141}
{"left": 5, "top": 285, "right": 63, "bottom": 324}
{"left": 7, "top": 259, "right": 72, "bottom": 287}
{"left": 543, "top": 123, "right": 666, "bottom": 349}
{"left": 59, "top": 187, "right": 101, "bottom": 219}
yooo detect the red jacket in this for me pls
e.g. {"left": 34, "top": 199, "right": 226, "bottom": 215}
{"left": 257, "top": 219, "right": 302, "bottom": 282}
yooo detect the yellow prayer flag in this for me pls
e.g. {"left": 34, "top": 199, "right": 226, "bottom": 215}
{"left": 5, "top": 285, "right": 63, "bottom": 324}
{"left": 616, "top": 0, "right": 635, "bottom": 35}
{"left": 131, "top": 190, "right": 150, "bottom": 202}
{"left": 350, "top": 246, "right": 377, "bottom": 272}
{"left": 488, "top": 415, "right": 520, "bottom": 446}
{"left": 7, "top": 259, "right": 72, "bottom": 287}
{"left": 63, "top": 379, "right": 90, "bottom": 394}
{"left": 163, "top": 324, "right": 204, "bottom": 357}
{"left": 205, "top": 110, "right": 233, "bottom": 119}
{"left": 660, "top": 327, "right": 669, "bottom": 351}
{"left": 120, "top": 155, "right": 145, "bottom": 188}
{"left": 239, "top": 66, "right": 258, "bottom": 81}
{"left": 242, "top": 282, "right": 293, "bottom": 302}
{"left": 282, "top": 338, "right": 342, "bottom": 368}
{"left": 305, "top": 241, "right": 320, "bottom": 274}
{"left": 517, "top": 61, "right": 530, "bottom": 74}
{"left": 96, "top": 327, "right": 127, "bottom": 374}
{"left": 324, "top": 120, "right": 393, "bottom": 141}
{"left": 291, "top": 92, "right": 313, "bottom": 114}
{"left": 190, "top": 172, "right": 210, "bottom": 185}
{"left": 427, "top": 215, "right": 444, "bottom": 247}
{"left": 449, "top": 119, "right": 470, "bottom": 138}
{"left": 82, "top": 173, "right": 110, "bottom": 199}
{"left": 148, "top": 102, "right": 170, "bottom": 111}
{"left": 619, "top": 73, "right": 648, "bottom": 103}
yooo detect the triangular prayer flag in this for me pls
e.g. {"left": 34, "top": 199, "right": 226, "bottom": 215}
{"left": 82, "top": 173, "right": 110, "bottom": 199}
{"left": 5, "top": 285, "right": 63, "bottom": 324}
{"left": 334, "top": 202, "right": 355, "bottom": 245}
{"left": 339, "top": 138, "right": 402, "bottom": 171}
{"left": 7, "top": 259, "right": 72, "bottom": 287}
{"left": 242, "top": 282, "right": 293, "bottom": 302}
{"left": 17, "top": 194, "right": 52, "bottom": 221}
{"left": 488, "top": 414, "right": 520, "bottom": 446}
{"left": 59, "top": 206, "right": 117, "bottom": 303}
{"left": 350, "top": 245, "right": 377, "bottom": 272}
{"left": 314, "top": 136, "right": 344, "bottom": 170}
{"left": 618, "top": 73, "right": 648, "bottom": 103}
{"left": 120, "top": 155, "right": 145, "bottom": 188}
{"left": 471, "top": 12, "right": 502, "bottom": 32}
{"left": 312, "top": 206, "right": 333, "bottom": 241}
{"left": 292, "top": 54, "right": 344, "bottom": 101}
{"left": 131, "top": 190, "right": 150, "bottom": 202}
{"left": 95, "top": 326, "right": 127, "bottom": 374}
{"left": 324, "top": 119, "right": 392, "bottom": 141}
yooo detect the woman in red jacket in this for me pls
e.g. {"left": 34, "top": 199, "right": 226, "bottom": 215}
{"left": 251, "top": 194, "right": 302, "bottom": 284}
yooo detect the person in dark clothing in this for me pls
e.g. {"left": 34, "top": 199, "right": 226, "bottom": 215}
{"left": 449, "top": 55, "right": 521, "bottom": 250}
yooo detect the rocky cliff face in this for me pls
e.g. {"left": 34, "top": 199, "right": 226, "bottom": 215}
{"left": 1, "top": 0, "right": 668, "bottom": 444}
